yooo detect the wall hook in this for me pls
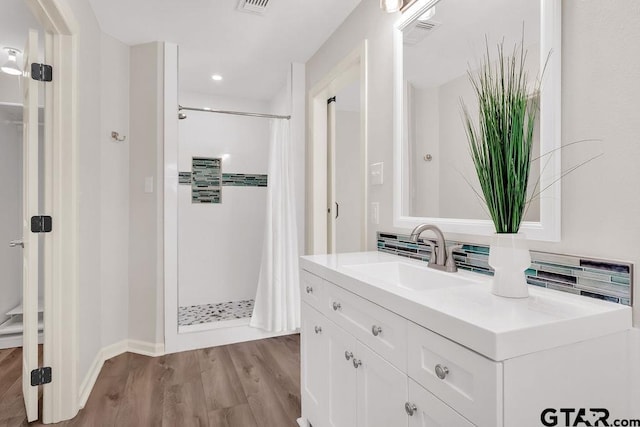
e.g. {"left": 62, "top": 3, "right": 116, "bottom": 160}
{"left": 111, "top": 131, "right": 126, "bottom": 142}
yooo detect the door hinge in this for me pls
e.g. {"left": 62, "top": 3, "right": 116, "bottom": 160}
{"left": 31, "top": 367, "right": 52, "bottom": 386}
{"left": 31, "top": 63, "right": 53, "bottom": 82}
{"left": 327, "top": 96, "right": 336, "bottom": 104}
{"left": 31, "top": 215, "right": 52, "bottom": 233}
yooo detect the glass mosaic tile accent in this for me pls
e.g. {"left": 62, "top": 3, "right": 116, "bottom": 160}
{"left": 222, "top": 173, "right": 268, "bottom": 187}
{"left": 377, "top": 232, "right": 633, "bottom": 306}
{"left": 192, "top": 157, "right": 222, "bottom": 203}
{"left": 178, "top": 172, "right": 192, "bottom": 185}
{"left": 178, "top": 299, "right": 255, "bottom": 326}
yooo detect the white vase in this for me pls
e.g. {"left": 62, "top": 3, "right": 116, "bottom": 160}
{"left": 488, "top": 233, "right": 531, "bottom": 298}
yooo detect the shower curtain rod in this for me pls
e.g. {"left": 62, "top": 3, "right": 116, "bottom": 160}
{"left": 179, "top": 105, "right": 291, "bottom": 120}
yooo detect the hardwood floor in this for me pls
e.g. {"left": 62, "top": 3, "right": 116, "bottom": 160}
{"left": 0, "top": 335, "right": 301, "bottom": 427}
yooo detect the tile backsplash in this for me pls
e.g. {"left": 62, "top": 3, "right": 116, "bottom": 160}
{"left": 377, "top": 232, "right": 633, "bottom": 306}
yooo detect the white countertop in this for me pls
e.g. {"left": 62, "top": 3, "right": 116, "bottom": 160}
{"left": 300, "top": 251, "right": 633, "bottom": 361}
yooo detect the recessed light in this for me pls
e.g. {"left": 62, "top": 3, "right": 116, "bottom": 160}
{"left": 211, "top": 74, "right": 223, "bottom": 81}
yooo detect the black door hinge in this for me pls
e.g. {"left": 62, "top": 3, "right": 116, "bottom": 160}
{"left": 31, "top": 63, "right": 53, "bottom": 82}
{"left": 31, "top": 216, "right": 52, "bottom": 233}
{"left": 31, "top": 367, "right": 52, "bottom": 386}
{"left": 327, "top": 96, "right": 336, "bottom": 104}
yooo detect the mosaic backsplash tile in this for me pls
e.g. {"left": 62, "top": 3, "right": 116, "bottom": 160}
{"left": 222, "top": 173, "right": 268, "bottom": 187}
{"left": 178, "top": 299, "right": 255, "bottom": 326}
{"left": 178, "top": 172, "right": 192, "bottom": 185}
{"left": 192, "top": 157, "right": 222, "bottom": 203}
{"left": 377, "top": 232, "right": 633, "bottom": 306}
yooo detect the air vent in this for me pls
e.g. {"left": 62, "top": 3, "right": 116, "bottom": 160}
{"left": 403, "top": 20, "right": 441, "bottom": 46}
{"left": 237, "top": 0, "right": 270, "bottom": 15}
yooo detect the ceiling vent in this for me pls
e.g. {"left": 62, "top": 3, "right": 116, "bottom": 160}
{"left": 237, "top": 0, "right": 270, "bottom": 15}
{"left": 403, "top": 20, "right": 442, "bottom": 46}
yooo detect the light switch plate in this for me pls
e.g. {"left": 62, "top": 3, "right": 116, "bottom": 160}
{"left": 370, "top": 162, "right": 384, "bottom": 186}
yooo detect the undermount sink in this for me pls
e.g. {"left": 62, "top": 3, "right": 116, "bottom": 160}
{"left": 344, "top": 261, "right": 480, "bottom": 291}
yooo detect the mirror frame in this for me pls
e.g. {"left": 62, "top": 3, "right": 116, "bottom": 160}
{"left": 393, "top": 0, "right": 562, "bottom": 241}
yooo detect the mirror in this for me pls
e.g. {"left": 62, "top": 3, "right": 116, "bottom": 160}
{"left": 393, "top": 0, "right": 561, "bottom": 241}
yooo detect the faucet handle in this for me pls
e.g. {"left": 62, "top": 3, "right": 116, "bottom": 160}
{"left": 422, "top": 240, "right": 437, "bottom": 264}
{"left": 445, "top": 244, "right": 463, "bottom": 271}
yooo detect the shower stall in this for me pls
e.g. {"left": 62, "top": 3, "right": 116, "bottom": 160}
{"left": 163, "top": 48, "right": 306, "bottom": 352}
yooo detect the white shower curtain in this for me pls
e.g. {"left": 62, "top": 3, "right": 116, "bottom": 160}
{"left": 250, "top": 119, "right": 300, "bottom": 332}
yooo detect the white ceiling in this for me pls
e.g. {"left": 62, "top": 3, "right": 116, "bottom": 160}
{"left": 89, "top": 0, "right": 363, "bottom": 101}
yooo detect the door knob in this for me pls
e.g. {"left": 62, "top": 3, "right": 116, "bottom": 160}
{"left": 332, "top": 302, "right": 341, "bottom": 311}
{"left": 352, "top": 358, "right": 362, "bottom": 369}
{"left": 314, "top": 326, "right": 322, "bottom": 334}
{"left": 306, "top": 286, "right": 313, "bottom": 294}
{"left": 9, "top": 239, "right": 24, "bottom": 248}
{"left": 371, "top": 325, "right": 383, "bottom": 336}
{"left": 344, "top": 351, "right": 353, "bottom": 361}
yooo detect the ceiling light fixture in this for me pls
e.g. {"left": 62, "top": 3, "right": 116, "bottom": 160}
{"left": 1, "top": 48, "right": 22, "bottom": 76}
{"left": 211, "top": 74, "right": 223, "bottom": 81}
{"left": 380, "top": 0, "right": 402, "bottom": 13}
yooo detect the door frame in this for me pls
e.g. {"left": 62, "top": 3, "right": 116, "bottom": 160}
{"left": 307, "top": 41, "right": 368, "bottom": 255}
{"left": 25, "top": 0, "right": 79, "bottom": 422}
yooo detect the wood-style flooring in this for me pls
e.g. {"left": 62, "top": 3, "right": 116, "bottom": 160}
{"left": 0, "top": 334, "right": 301, "bottom": 427}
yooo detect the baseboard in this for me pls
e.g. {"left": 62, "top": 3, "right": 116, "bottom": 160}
{"left": 127, "top": 339, "right": 165, "bottom": 357}
{"left": 78, "top": 339, "right": 164, "bottom": 408}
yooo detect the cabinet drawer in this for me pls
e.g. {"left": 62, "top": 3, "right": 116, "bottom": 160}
{"left": 408, "top": 379, "right": 474, "bottom": 427}
{"left": 323, "top": 281, "right": 408, "bottom": 372}
{"left": 300, "top": 269, "right": 324, "bottom": 311}
{"left": 408, "top": 322, "right": 502, "bottom": 427}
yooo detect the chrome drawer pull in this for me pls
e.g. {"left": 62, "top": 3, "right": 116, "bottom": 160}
{"left": 306, "top": 286, "right": 313, "bottom": 294}
{"left": 332, "top": 302, "right": 341, "bottom": 311}
{"left": 314, "top": 326, "right": 322, "bottom": 334}
{"left": 352, "top": 358, "right": 362, "bottom": 369}
{"left": 344, "top": 351, "right": 353, "bottom": 361}
{"left": 435, "top": 364, "right": 449, "bottom": 380}
{"left": 405, "top": 402, "right": 417, "bottom": 416}
{"left": 371, "top": 325, "right": 383, "bottom": 336}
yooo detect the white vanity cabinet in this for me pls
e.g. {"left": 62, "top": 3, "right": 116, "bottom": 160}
{"left": 301, "top": 302, "right": 407, "bottom": 427}
{"left": 300, "top": 255, "right": 635, "bottom": 427}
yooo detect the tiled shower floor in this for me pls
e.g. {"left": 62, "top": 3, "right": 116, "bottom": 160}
{"left": 178, "top": 299, "right": 255, "bottom": 326}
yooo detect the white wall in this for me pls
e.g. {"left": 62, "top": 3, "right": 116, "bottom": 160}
{"left": 0, "top": 109, "right": 23, "bottom": 323}
{"left": 306, "top": 0, "right": 640, "bottom": 325}
{"left": 177, "top": 92, "right": 269, "bottom": 307}
{"left": 129, "top": 42, "right": 164, "bottom": 345}
{"left": 99, "top": 33, "right": 130, "bottom": 348}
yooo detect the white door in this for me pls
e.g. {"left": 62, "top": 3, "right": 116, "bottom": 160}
{"left": 356, "top": 342, "right": 408, "bottom": 427}
{"left": 327, "top": 97, "right": 337, "bottom": 253}
{"left": 326, "top": 321, "right": 357, "bottom": 427}
{"left": 301, "top": 303, "right": 329, "bottom": 426}
{"left": 22, "top": 28, "right": 40, "bottom": 423}
{"left": 333, "top": 81, "right": 363, "bottom": 254}
{"left": 407, "top": 379, "right": 474, "bottom": 427}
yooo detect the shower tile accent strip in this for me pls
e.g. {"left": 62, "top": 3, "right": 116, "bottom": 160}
{"left": 222, "top": 173, "right": 268, "bottom": 187}
{"left": 192, "top": 157, "right": 222, "bottom": 203}
{"left": 377, "top": 232, "right": 633, "bottom": 306}
{"left": 178, "top": 299, "right": 255, "bottom": 326}
{"left": 178, "top": 172, "right": 192, "bottom": 185}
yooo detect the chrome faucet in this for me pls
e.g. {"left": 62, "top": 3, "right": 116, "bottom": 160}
{"left": 409, "top": 224, "right": 460, "bottom": 273}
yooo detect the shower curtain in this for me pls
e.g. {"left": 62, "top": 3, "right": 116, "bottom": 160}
{"left": 250, "top": 119, "right": 300, "bottom": 332}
